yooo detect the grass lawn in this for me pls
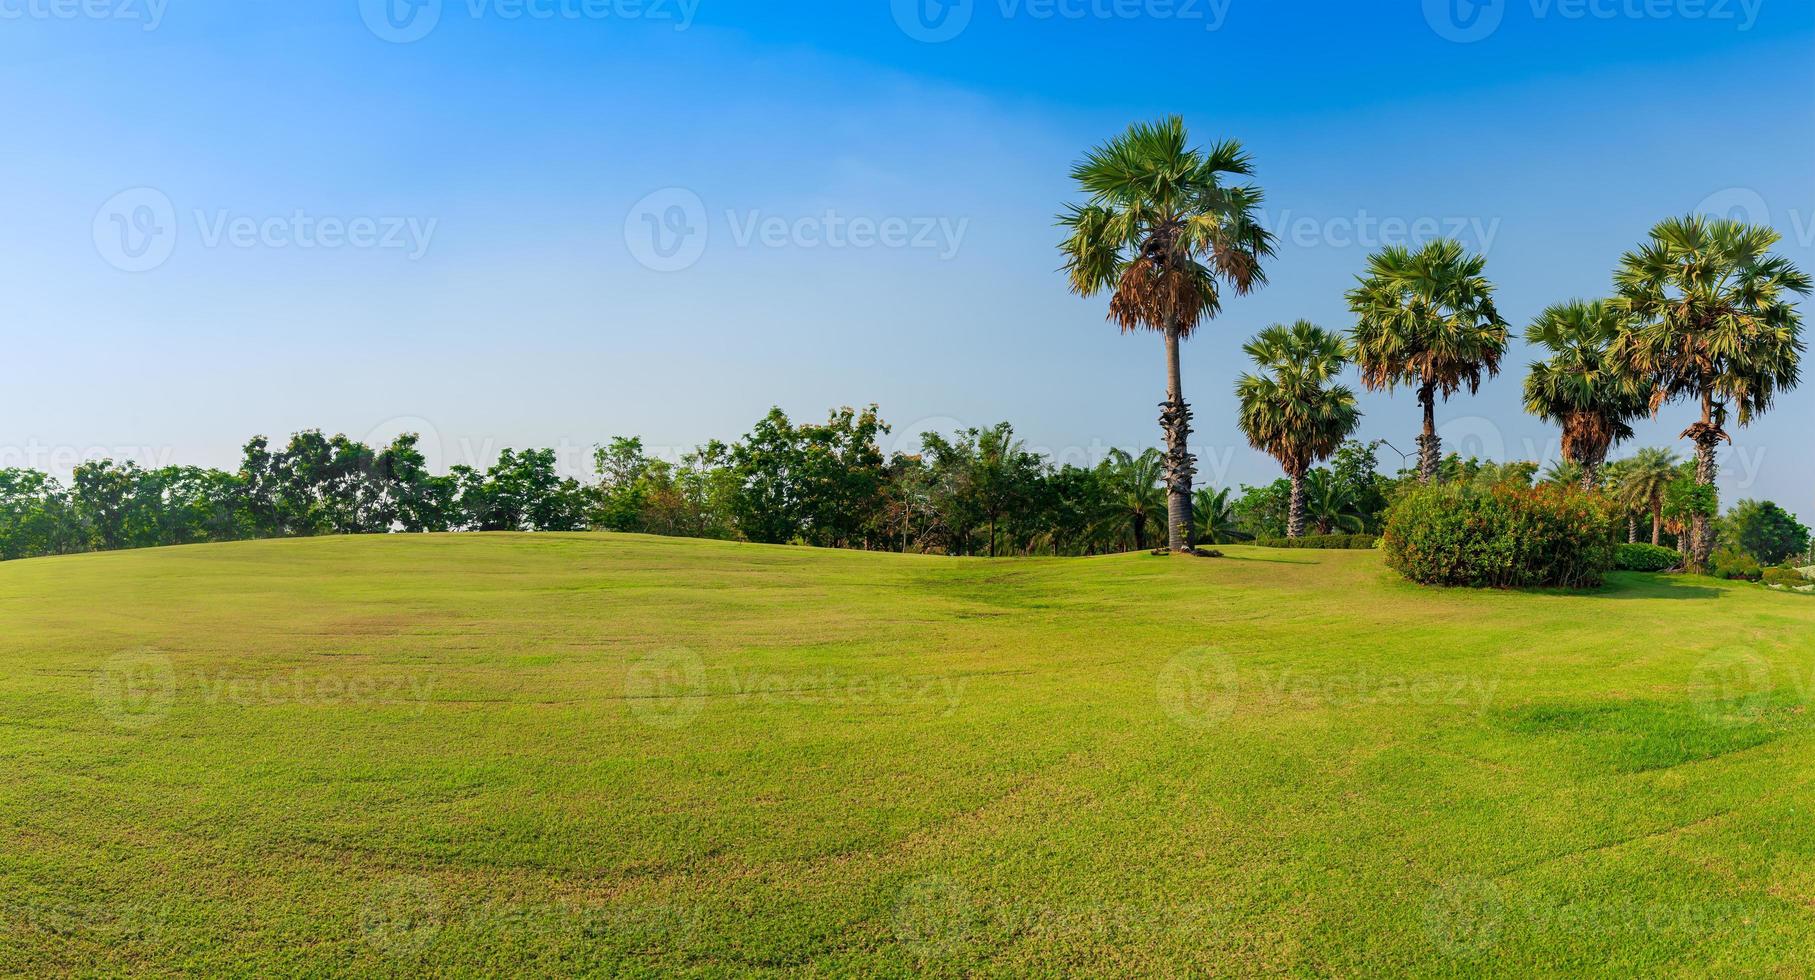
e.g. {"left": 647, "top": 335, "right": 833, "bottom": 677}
{"left": 4, "top": 533, "right": 1815, "bottom": 976}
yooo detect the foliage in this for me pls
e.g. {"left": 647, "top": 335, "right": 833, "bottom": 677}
{"left": 1252, "top": 533, "right": 1377, "bottom": 549}
{"left": 1347, "top": 239, "right": 1508, "bottom": 479}
{"left": 1708, "top": 544, "right": 1763, "bottom": 581}
{"left": 1382, "top": 482, "right": 1619, "bottom": 588}
{"left": 1522, "top": 299, "right": 1648, "bottom": 485}
{"left": 1235, "top": 320, "right": 1362, "bottom": 536}
{"left": 1762, "top": 566, "right": 1810, "bottom": 588}
{"left": 1191, "top": 485, "right": 1250, "bottom": 545}
{"left": 1721, "top": 499, "right": 1811, "bottom": 567}
{"left": 1614, "top": 542, "right": 1680, "bottom": 572}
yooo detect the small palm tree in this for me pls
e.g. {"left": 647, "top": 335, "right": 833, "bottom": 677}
{"left": 1613, "top": 215, "right": 1810, "bottom": 569}
{"left": 1523, "top": 300, "right": 1650, "bottom": 489}
{"left": 1540, "top": 460, "right": 1584, "bottom": 488}
{"left": 1060, "top": 117, "right": 1276, "bottom": 553}
{"left": 1303, "top": 469, "right": 1365, "bottom": 534}
{"left": 1608, "top": 446, "right": 1680, "bottom": 547}
{"left": 1348, "top": 240, "right": 1508, "bottom": 483}
{"left": 1100, "top": 448, "right": 1166, "bottom": 552}
{"left": 1191, "top": 485, "right": 1250, "bottom": 545}
{"left": 1235, "top": 321, "right": 1362, "bottom": 538}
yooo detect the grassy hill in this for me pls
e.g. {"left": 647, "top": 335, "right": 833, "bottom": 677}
{"left": 3, "top": 533, "right": 1814, "bottom": 975}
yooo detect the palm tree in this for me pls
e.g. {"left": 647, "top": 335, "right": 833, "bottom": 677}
{"left": 1348, "top": 240, "right": 1508, "bottom": 483}
{"left": 1608, "top": 446, "right": 1680, "bottom": 547}
{"left": 1060, "top": 117, "right": 1275, "bottom": 553}
{"left": 1539, "top": 460, "right": 1584, "bottom": 488}
{"left": 1191, "top": 485, "right": 1251, "bottom": 545}
{"left": 1100, "top": 448, "right": 1165, "bottom": 552}
{"left": 1235, "top": 321, "right": 1362, "bottom": 538}
{"left": 1522, "top": 300, "right": 1649, "bottom": 489}
{"left": 1304, "top": 469, "right": 1365, "bottom": 535}
{"left": 1613, "top": 215, "right": 1810, "bottom": 570}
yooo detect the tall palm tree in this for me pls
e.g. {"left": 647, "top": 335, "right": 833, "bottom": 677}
{"left": 1235, "top": 321, "right": 1362, "bottom": 538}
{"left": 1613, "top": 215, "right": 1810, "bottom": 570}
{"left": 1100, "top": 448, "right": 1166, "bottom": 552}
{"left": 1522, "top": 300, "right": 1650, "bottom": 489}
{"left": 1303, "top": 469, "right": 1365, "bottom": 535}
{"left": 1348, "top": 240, "right": 1508, "bottom": 483}
{"left": 1060, "top": 117, "right": 1275, "bottom": 553}
{"left": 1609, "top": 446, "right": 1681, "bottom": 547}
{"left": 1191, "top": 485, "right": 1250, "bottom": 545}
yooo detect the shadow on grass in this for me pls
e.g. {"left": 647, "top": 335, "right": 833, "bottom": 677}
{"left": 1587, "top": 573, "right": 1724, "bottom": 601}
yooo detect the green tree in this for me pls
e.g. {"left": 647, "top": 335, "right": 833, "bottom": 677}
{"left": 1348, "top": 240, "right": 1508, "bottom": 483}
{"left": 1235, "top": 321, "right": 1362, "bottom": 537}
{"left": 1098, "top": 448, "right": 1165, "bottom": 552}
{"left": 1613, "top": 214, "right": 1810, "bottom": 570}
{"left": 1060, "top": 116, "right": 1275, "bottom": 553}
{"left": 1606, "top": 446, "right": 1679, "bottom": 547}
{"left": 1191, "top": 485, "right": 1249, "bottom": 545}
{"left": 1723, "top": 500, "right": 1810, "bottom": 567}
{"left": 1303, "top": 469, "right": 1365, "bottom": 535}
{"left": 1522, "top": 299, "right": 1649, "bottom": 489}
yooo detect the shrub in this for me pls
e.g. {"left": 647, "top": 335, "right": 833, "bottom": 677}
{"left": 1251, "top": 533, "right": 1377, "bottom": 550}
{"left": 1382, "top": 482, "right": 1618, "bottom": 589}
{"left": 1762, "top": 566, "right": 1808, "bottom": 588}
{"left": 1614, "top": 543, "right": 1680, "bottom": 572}
{"left": 1708, "top": 545, "right": 1762, "bottom": 581}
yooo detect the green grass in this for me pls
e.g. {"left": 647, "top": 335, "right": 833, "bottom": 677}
{"left": 4, "top": 533, "right": 1815, "bottom": 976}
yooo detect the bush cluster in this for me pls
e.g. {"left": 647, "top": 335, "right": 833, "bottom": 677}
{"left": 1614, "top": 543, "right": 1680, "bottom": 572}
{"left": 1762, "top": 566, "right": 1810, "bottom": 588}
{"left": 1708, "top": 545, "right": 1763, "bottom": 581}
{"left": 1251, "top": 533, "right": 1377, "bottom": 549}
{"left": 1382, "top": 483, "right": 1618, "bottom": 589}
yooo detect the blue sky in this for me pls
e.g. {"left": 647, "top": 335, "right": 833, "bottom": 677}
{"left": 3, "top": 0, "right": 1812, "bottom": 510}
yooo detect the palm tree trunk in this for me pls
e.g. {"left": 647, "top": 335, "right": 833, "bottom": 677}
{"left": 1287, "top": 471, "right": 1307, "bottom": 539}
{"left": 1651, "top": 498, "right": 1663, "bottom": 548}
{"left": 1689, "top": 392, "right": 1720, "bottom": 571}
{"left": 1159, "top": 324, "right": 1195, "bottom": 552}
{"left": 1628, "top": 513, "right": 1638, "bottom": 544}
{"left": 1580, "top": 457, "right": 1600, "bottom": 492}
{"left": 1416, "top": 382, "right": 1439, "bottom": 483}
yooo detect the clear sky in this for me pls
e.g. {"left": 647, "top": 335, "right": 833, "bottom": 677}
{"left": 4, "top": 0, "right": 1812, "bottom": 510}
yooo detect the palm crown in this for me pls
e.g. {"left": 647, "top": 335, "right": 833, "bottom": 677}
{"left": 1059, "top": 116, "right": 1275, "bottom": 334}
{"left": 1236, "top": 321, "right": 1361, "bottom": 537}
{"left": 1347, "top": 239, "right": 1506, "bottom": 481}
{"left": 1522, "top": 299, "right": 1649, "bottom": 486}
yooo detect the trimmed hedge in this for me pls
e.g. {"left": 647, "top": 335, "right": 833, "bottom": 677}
{"left": 1382, "top": 482, "right": 1618, "bottom": 589}
{"left": 1251, "top": 533, "right": 1378, "bottom": 550}
{"left": 1614, "top": 543, "right": 1680, "bottom": 572}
